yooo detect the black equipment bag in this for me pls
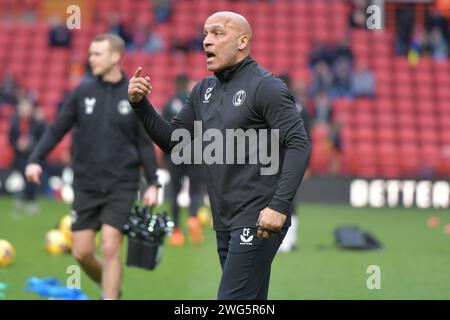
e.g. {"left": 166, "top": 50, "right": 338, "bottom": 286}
{"left": 126, "top": 237, "right": 164, "bottom": 271}
{"left": 123, "top": 205, "right": 173, "bottom": 270}
{"left": 334, "top": 226, "right": 382, "bottom": 250}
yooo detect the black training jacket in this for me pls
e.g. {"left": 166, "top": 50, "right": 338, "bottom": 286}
{"left": 131, "top": 56, "right": 311, "bottom": 231}
{"left": 29, "top": 74, "right": 158, "bottom": 191}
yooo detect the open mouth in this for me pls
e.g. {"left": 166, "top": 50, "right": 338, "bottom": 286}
{"left": 205, "top": 51, "right": 216, "bottom": 63}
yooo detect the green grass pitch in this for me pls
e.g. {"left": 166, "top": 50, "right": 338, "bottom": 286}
{"left": 1, "top": 196, "right": 449, "bottom": 299}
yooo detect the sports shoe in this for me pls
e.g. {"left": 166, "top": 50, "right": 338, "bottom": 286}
{"left": 187, "top": 216, "right": 204, "bottom": 245}
{"left": 169, "top": 227, "right": 185, "bottom": 246}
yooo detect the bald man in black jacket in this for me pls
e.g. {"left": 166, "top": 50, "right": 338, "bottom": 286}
{"left": 129, "top": 12, "right": 310, "bottom": 299}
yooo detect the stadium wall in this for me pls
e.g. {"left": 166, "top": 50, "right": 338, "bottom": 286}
{"left": 1, "top": 169, "right": 449, "bottom": 210}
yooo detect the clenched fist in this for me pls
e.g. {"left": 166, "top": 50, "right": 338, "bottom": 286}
{"left": 128, "top": 67, "right": 152, "bottom": 103}
{"left": 256, "top": 207, "right": 286, "bottom": 239}
{"left": 142, "top": 185, "right": 159, "bottom": 208}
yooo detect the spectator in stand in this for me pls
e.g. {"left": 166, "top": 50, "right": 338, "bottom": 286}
{"left": 314, "top": 91, "right": 333, "bottom": 124}
{"left": 351, "top": 61, "right": 375, "bottom": 98}
{"left": 0, "top": 71, "right": 22, "bottom": 105}
{"left": 171, "top": 26, "right": 207, "bottom": 54}
{"left": 329, "top": 121, "right": 343, "bottom": 175}
{"left": 107, "top": 13, "right": 133, "bottom": 49}
{"left": 313, "top": 90, "right": 342, "bottom": 175}
{"left": 348, "top": 0, "right": 368, "bottom": 29}
{"left": 187, "top": 26, "right": 205, "bottom": 52}
{"left": 331, "top": 56, "right": 353, "bottom": 98}
{"left": 154, "top": 0, "right": 173, "bottom": 24}
{"left": 329, "top": 38, "right": 354, "bottom": 98}
{"left": 130, "top": 21, "right": 164, "bottom": 53}
{"left": 292, "top": 79, "right": 309, "bottom": 115}
{"left": 426, "top": 5, "right": 450, "bottom": 48}
{"left": 170, "top": 36, "right": 189, "bottom": 54}
{"left": 333, "top": 38, "right": 354, "bottom": 66}
{"left": 395, "top": 6, "right": 416, "bottom": 56}
{"left": 408, "top": 27, "right": 429, "bottom": 59}
{"left": 9, "top": 98, "right": 46, "bottom": 214}
{"left": 310, "top": 61, "right": 334, "bottom": 97}
{"left": 48, "top": 16, "right": 72, "bottom": 48}
{"left": 309, "top": 41, "right": 334, "bottom": 68}
{"left": 427, "top": 27, "right": 449, "bottom": 60}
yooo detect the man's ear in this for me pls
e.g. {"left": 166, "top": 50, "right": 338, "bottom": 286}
{"left": 111, "top": 51, "right": 122, "bottom": 64}
{"left": 238, "top": 35, "right": 249, "bottom": 51}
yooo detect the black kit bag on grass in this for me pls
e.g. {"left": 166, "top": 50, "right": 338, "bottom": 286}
{"left": 123, "top": 205, "right": 174, "bottom": 270}
{"left": 334, "top": 226, "right": 383, "bottom": 250}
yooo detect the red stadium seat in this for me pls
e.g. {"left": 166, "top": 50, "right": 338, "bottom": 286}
{"left": 396, "top": 99, "right": 415, "bottom": 112}
{"left": 376, "top": 98, "right": 394, "bottom": 112}
{"left": 417, "top": 114, "right": 437, "bottom": 129}
{"left": 0, "top": 134, "right": 14, "bottom": 169}
{"left": 355, "top": 127, "right": 376, "bottom": 142}
{"left": 440, "top": 130, "right": 450, "bottom": 144}
{"left": 379, "top": 166, "right": 401, "bottom": 178}
{"left": 397, "top": 110, "right": 421, "bottom": 127}
{"left": 398, "top": 128, "right": 417, "bottom": 143}
{"left": 394, "top": 85, "right": 414, "bottom": 99}
{"left": 436, "top": 86, "right": 450, "bottom": 102}
{"left": 418, "top": 129, "right": 438, "bottom": 144}
{"left": 416, "top": 86, "right": 434, "bottom": 101}
{"left": 420, "top": 146, "right": 440, "bottom": 167}
{"left": 375, "top": 112, "right": 396, "bottom": 128}
{"left": 355, "top": 143, "right": 377, "bottom": 165}
{"left": 356, "top": 166, "right": 378, "bottom": 178}
{"left": 378, "top": 143, "right": 398, "bottom": 159}
{"left": 435, "top": 72, "right": 450, "bottom": 86}
{"left": 377, "top": 128, "right": 397, "bottom": 143}
{"left": 399, "top": 144, "right": 420, "bottom": 176}
{"left": 0, "top": 119, "right": 11, "bottom": 134}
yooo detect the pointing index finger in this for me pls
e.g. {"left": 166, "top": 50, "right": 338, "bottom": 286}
{"left": 133, "top": 67, "right": 142, "bottom": 78}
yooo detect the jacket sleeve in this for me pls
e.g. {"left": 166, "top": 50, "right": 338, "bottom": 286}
{"left": 161, "top": 100, "right": 173, "bottom": 122}
{"left": 256, "top": 78, "right": 312, "bottom": 216}
{"left": 137, "top": 121, "right": 159, "bottom": 186}
{"left": 28, "top": 89, "right": 78, "bottom": 164}
{"left": 130, "top": 92, "right": 196, "bottom": 155}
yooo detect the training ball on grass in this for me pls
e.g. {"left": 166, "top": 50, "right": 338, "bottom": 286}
{"left": 197, "top": 207, "right": 212, "bottom": 226}
{"left": 45, "top": 230, "right": 69, "bottom": 255}
{"left": 0, "top": 240, "right": 15, "bottom": 267}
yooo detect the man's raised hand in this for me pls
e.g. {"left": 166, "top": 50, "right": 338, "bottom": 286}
{"left": 128, "top": 67, "right": 152, "bottom": 103}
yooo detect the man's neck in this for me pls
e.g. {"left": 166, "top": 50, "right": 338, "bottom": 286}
{"left": 102, "top": 67, "right": 122, "bottom": 83}
{"left": 215, "top": 55, "right": 251, "bottom": 82}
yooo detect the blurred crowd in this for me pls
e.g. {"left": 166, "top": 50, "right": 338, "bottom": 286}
{"left": 0, "top": 70, "right": 46, "bottom": 211}
{"left": 1, "top": 0, "right": 450, "bottom": 180}
{"left": 395, "top": 1, "right": 450, "bottom": 62}
{"left": 0, "top": 0, "right": 384, "bottom": 179}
